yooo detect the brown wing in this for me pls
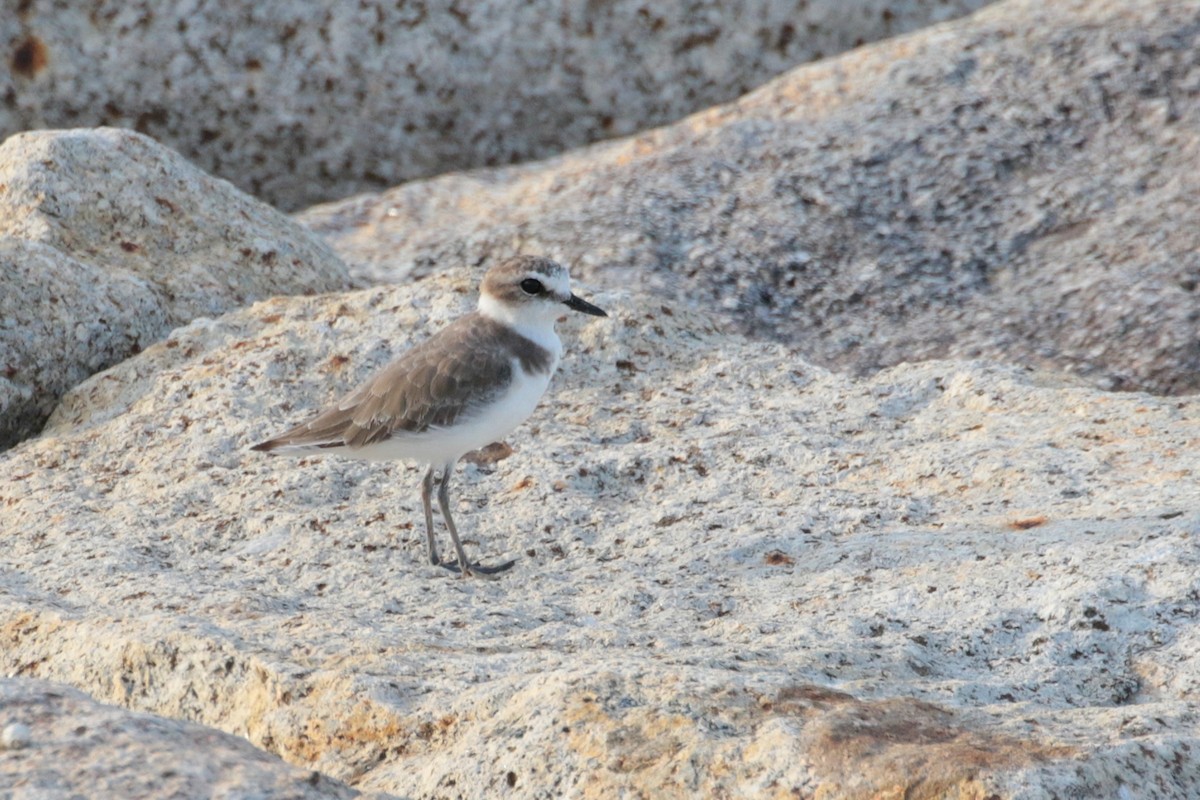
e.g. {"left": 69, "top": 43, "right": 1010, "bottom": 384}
{"left": 252, "top": 313, "right": 515, "bottom": 452}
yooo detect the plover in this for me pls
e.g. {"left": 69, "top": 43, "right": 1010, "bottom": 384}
{"left": 251, "top": 255, "right": 607, "bottom": 577}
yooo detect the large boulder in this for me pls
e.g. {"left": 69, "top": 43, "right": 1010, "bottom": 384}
{"left": 1, "top": 266, "right": 1197, "bottom": 797}
{"left": 1, "top": 0, "right": 991, "bottom": 210}
{"left": 302, "top": 0, "right": 1200, "bottom": 395}
{"left": 0, "top": 128, "right": 351, "bottom": 451}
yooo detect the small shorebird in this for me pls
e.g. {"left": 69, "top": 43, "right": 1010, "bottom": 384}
{"left": 251, "top": 255, "right": 607, "bottom": 577}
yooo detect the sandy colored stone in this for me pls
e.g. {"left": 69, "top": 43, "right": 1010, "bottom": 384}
{"left": 302, "top": 0, "right": 1200, "bottom": 396}
{"left": 0, "top": 678, "right": 368, "bottom": 798}
{"left": 0, "top": 127, "right": 351, "bottom": 450}
{"left": 1, "top": 266, "right": 1198, "bottom": 797}
{"left": 1, "top": 1, "right": 990, "bottom": 210}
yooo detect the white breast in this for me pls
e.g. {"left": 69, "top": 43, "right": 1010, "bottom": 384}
{"left": 351, "top": 357, "right": 557, "bottom": 466}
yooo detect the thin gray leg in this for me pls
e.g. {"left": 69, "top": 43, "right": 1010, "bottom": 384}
{"left": 436, "top": 460, "right": 473, "bottom": 575}
{"left": 421, "top": 466, "right": 440, "bottom": 566}
{"left": 435, "top": 459, "right": 516, "bottom": 578}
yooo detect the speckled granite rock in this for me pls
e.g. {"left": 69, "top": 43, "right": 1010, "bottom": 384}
{"left": 0, "top": 678, "right": 369, "bottom": 799}
{"left": 1, "top": 267, "right": 1197, "bottom": 797}
{"left": 302, "top": 0, "right": 1200, "bottom": 396}
{"left": 0, "top": 127, "right": 351, "bottom": 451}
{"left": 0, "top": 0, "right": 991, "bottom": 210}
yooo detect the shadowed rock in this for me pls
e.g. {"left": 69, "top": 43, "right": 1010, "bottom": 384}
{"left": 0, "top": 678, "right": 369, "bottom": 799}
{"left": 303, "top": 0, "right": 1200, "bottom": 395}
{"left": 0, "top": 0, "right": 991, "bottom": 210}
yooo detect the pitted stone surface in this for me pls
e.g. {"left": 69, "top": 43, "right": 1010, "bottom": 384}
{"left": 0, "top": 678, "right": 369, "bottom": 799}
{"left": 1, "top": 0, "right": 991, "bottom": 209}
{"left": 0, "top": 128, "right": 351, "bottom": 450}
{"left": 1, "top": 269, "right": 1198, "bottom": 797}
{"left": 302, "top": 0, "right": 1200, "bottom": 396}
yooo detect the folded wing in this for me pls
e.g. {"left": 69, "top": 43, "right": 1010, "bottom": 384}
{"left": 251, "top": 314, "right": 514, "bottom": 453}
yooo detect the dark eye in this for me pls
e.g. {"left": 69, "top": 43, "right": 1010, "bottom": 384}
{"left": 520, "top": 278, "right": 544, "bottom": 295}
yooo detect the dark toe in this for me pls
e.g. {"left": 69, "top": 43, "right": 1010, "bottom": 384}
{"left": 438, "top": 558, "right": 516, "bottom": 578}
{"left": 470, "top": 559, "right": 517, "bottom": 576}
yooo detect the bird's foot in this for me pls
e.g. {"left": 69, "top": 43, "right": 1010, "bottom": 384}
{"left": 439, "top": 558, "right": 517, "bottom": 579}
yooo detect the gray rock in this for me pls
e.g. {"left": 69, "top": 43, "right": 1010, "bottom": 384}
{"left": 0, "top": 678, "right": 369, "bottom": 798}
{"left": 302, "top": 0, "right": 1200, "bottom": 395}
{"left": 1, "top": 0, "right": 991, "bottom": 210}
{"left": 0, "top": 127, "right": 351, "bottom": 451}
{"left": 2, "top": 268, "right": 1198, "bottom": 797}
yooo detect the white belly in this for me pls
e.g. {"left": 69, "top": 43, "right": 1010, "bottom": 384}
{"left": 350, "top": 361, "right": 554, "bottom": 466}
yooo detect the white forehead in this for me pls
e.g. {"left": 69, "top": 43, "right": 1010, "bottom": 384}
{"left": 531, "top": 266, "right": 571, "bottom": 297}
{"left": 477, "top": 256, "right": 575, "bottom": 327}
{"left": 482, "top": 256, "right": 572, "bottom": 298}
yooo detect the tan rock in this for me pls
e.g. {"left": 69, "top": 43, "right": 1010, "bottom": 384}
{"left": 1, "top": 268, "right": 1198, "bottom": 797}
{"left": 0, "top": 1, "right": 991, "bottom": 210}
{"left": 3, "top": 0, "right": 1199, "bottom": 794}
{"left": 302, "top": 0, "right": 1200, "bottom": 395}
{"left": 0, "top": 128, "right": 351, "bottom": 450}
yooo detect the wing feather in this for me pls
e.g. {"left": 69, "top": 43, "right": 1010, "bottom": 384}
{"left": 251, "top": 313, "right": 517, "bottom": 453}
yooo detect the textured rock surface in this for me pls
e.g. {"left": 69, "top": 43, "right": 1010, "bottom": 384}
{"left": 0, "top": 678, "right": 367, "bottom": 798}
{"left": 2, "top": 269, "right": 1198, "bottom": 797}
{"left": 303, "top": 0, "right": 1200, "bottom": 396}
{"left": 0, "top": 127, "right": 351, "bottom": 451}
{"left": 1, "top": 0, "right": 991, "bottom": 210}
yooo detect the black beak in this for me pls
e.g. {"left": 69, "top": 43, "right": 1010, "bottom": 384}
{"left": 563, "top": 294, "right": 607, "bottom": 317}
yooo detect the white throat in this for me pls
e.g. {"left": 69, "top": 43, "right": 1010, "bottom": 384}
{"left": 478, "top": 293, "right": 563, "bottom": 356}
